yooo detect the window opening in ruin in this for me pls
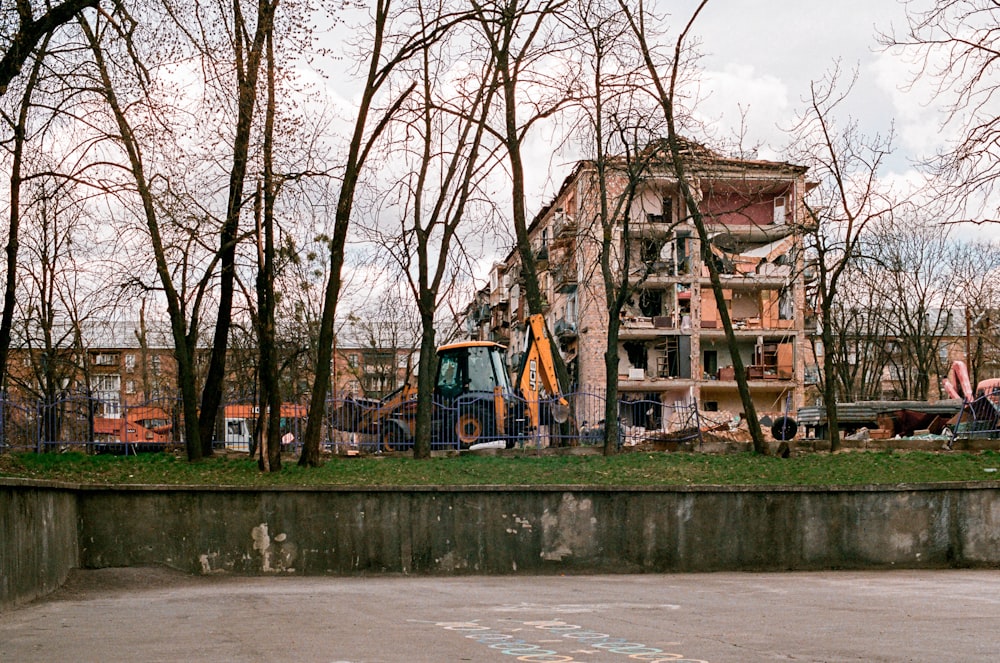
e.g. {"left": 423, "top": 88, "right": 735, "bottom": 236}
{"left": 657, "top": 337, "right": 688, "bottom": 378}
{"left": 779, "top": 287, "right": 794, "bottom": 320}
{"left": 703, "top": 350, "right": 718, "bottom": 376}
{"left": 640, "top": 238, "right": 666, "bottom": 266}
{"left": 624, "top": 341, "right": 648, "bottom": 370}
{"left": 646, "top": 197, "right": 672, "bottom": 224}
{"left": 675, "top": 236, "right": 690, "bottom": 274}
{"left": 638, "top": 289, "right": 663, "bottom": 317}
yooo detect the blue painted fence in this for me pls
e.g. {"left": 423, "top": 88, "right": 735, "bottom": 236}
{"left": 0, "top": 389, "right": 702, "bottom": 454}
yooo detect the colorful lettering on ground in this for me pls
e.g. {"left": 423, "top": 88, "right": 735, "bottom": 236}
{"left": 423, "top": 619, "right": 709, "bottom": 662}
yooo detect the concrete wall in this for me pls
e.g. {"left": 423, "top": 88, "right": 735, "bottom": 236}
{"left": 76, "top": 484, "right": 1000, "bottom": 575}
{"left": 4, "top": 481, "right": 1000, "bottom": 610}
{"left": 0, "top": 480, "right": 79, "bottom": 611}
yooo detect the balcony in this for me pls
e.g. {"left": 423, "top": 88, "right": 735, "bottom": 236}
{"left": 534, "top": 245, "right": 549, "bottom": 270}
{"left": 552, "top": 213, "right": 577, "bottom": 238}
{"left": 555, "top": 318, "right": 577, "bottom": 339}
{"left": 551, "top": 264, "right": 577, "bottom": 292}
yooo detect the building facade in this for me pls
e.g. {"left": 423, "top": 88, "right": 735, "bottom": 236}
{"left": 471, "top": 141, "right": 814, "bottom": 422}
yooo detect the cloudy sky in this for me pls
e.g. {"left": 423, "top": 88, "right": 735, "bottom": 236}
{"left": 329, "top": 1, "right": 976, "bottom": 303}
{"left": 520, "top": 0, "right": 939, "bottom": 215}
{"left": 685, "top": 0, "right": 924, "bottom": 164}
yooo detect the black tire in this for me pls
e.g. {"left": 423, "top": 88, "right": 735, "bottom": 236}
{"left": 771, "top": 416, "right": 798, "bottom": 441}
{"left": 380, "top": 420, "right": 412, "bottom": 451}
{"left": 456, "top": 412, "right": 485, "bottom": 446}
{"left": 455, "top": 403, "right": 494, "bottom": 448}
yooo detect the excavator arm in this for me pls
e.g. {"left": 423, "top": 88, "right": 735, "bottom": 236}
{"left": 516, "top": 314, "right": 570, "bottom": 428}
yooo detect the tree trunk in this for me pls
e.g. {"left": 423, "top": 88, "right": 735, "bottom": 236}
{"left": 253, "top": 27, "right": 281, "bottom": 471}
{"left": 413, "top": 318, "right": 437, "bottom": 459}
{"left": 0, "top": 35, "right": 48, "bottom": 391}
{"left": 197, "top": 0, "right": 276, "bottom": 457}
{"left": 820, "top": 299, "right": 842, "bottom": 452}
{"left": 603, "top": 321, "right": 621, "bottom": 455}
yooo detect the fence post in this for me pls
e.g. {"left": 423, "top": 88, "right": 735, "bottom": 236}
{"left": 693, "top": 399, "right": 703, "bottom": 449}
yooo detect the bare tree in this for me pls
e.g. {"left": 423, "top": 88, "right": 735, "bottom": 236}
{"left": 564, "top": 0, "right": 675, "bottom": 454}
{"left": 948, "top": 239, "right": 1000, "bottom": 386}
{"left": 298, "top": 1, "right": 453, "bottom": 466}
{"left": 195, "top": 0, "right": 278, "bottom": 458}
{"left": 818, "top": 258, "right": 894, "bottom": 402}
{"left": 364, "top": 2, "right": 500, "bottom": 458}
{"left": 10, "top": 176, "right": 102, "bottom": 446}
{"left": 0, "top": 33, "right": 49, "bottom": 392}
{"left": 871, "top": 218, "right": 956, "bottom": 400}
{"left": 881, "top": 1, "right": 1000, "bottom": 223}
{"left": 77, "top": 0, "right": 277, "bottom": 461}
{"left": 339, "top": 303, "right": 419, "bottom": 399}
{"left": 248, "top": 19, "right": 283, "bottom": 472}
{"left": 469, "top": 0, "right": 576, "bottom": 400}
{"left": 787, "top": 66, "right": 896, "bottom": 450}
{"left": 618, "top": 0, "right": 773, "bottom": 453}
{"left": 78, "top": 9, "right": 207, "bottom": 460}
{"left": 0, "top": 0, "right": 102, "bottom": 97}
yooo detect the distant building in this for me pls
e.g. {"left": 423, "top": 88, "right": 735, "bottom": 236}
{"left": 7, "top": 319, "right": 178, "bottom": 418}
{"left": 331, "top": 342, "right": 418, "bottom": 400}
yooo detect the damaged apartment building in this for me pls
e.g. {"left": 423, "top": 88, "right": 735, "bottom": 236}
{"left": 468, "top": 140, "right": 814, "bottom": 425}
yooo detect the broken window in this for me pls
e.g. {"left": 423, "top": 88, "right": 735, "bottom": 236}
{"left": 623, "top": 341, "right": 648, "bottom": 370}
{"left": 640, "top": 238, "right": 667, "bottom": 266}
{"left": 638, "top": 289, "right": 663, "bottom": 317}
{"left": 779, "top": 287, "right": 794, "bottom": 320}
{"left": 646, "top": 197, "right": 673, "bottom": 224}
{"left": 655, "top": 336, "right": 691, "bottom": 378}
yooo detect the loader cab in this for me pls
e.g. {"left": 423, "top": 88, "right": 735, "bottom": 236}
{"left": 434, "top": 341, "right": 520, "bottom": 449}
{"left": 434, "top": 341, "right": 512, "bottom": 402}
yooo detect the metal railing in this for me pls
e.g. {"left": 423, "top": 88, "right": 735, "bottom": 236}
{"left": 948, "top": 389, "right": 1000, "bottom": 447}
{"left": 0, "top": 393, "right": 184, "bottom": 454}
{"left": 0, "top": 388, "right": 703, "bottom": 455}
{"left": 323, "top": 388, "right": 702, "bottom": 454}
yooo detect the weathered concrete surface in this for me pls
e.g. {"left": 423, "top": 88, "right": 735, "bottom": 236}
{"left": 0, "top": 480, "right": 78, "bottom": 611}
{"left": 74, "top": 483, "right": 1000, "bottom": 575}
{"left": 4, "top": 568, "right": 999, "bottom": 662}
{"left": 4, "top": 480, "right": 1000, "bottom": 611}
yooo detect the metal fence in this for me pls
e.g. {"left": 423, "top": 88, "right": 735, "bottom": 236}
{"left": 317, "top": 388, "right": 704, "bottom": 453}
{"left": 0, "top": 393, "right": 185, "bottom": 455}
{"left": 947, "top": 389, "right": 1000, "bottom": 447}
{"left": 0, "top": 388, "right": 703, "bottom": 455}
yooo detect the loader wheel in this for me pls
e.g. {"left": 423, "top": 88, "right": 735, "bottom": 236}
{"left": 380, "top": 421, "right": 412, "bottom": 451}
{"left": 771, "top": 416, "right": 798, "bottom": 441}
{"left": 456, "top": 413, "right": 484, "bottom": 446}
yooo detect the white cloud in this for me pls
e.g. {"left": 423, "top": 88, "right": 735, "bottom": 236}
{"left": 869, "top": 51, "right": 951, "bottom": 161}
{"left": 695, "top": 63, "right": 792, "bottom": 153}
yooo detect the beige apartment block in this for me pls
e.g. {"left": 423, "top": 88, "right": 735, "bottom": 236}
{"left": 470, "top": 141, "right": 815, "bottom": 423}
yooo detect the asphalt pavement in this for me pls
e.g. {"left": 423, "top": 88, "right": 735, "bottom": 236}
{"left": 1, "top": 567, "right": 998, "bottom": 662}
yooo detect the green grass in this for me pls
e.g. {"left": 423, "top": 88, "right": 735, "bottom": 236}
{"left": 2, "top": 449, "right": 1000, "bottom": 487}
